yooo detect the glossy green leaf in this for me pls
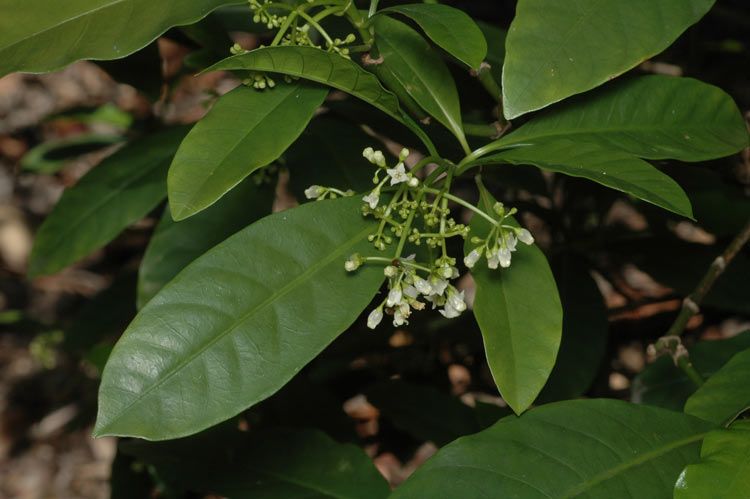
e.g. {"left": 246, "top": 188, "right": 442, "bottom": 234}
{"left": 537, "top": 256, "right": 608, "bottom": 403}
{"left": 392, "top": 399, "right": 713, "bottom": 499}
{"left": 95, "top": 196, "right": 384, "bottom": 440}
{"left": 0, "top": 0, "right": 240, "bottom": 77}
{"left": 633, "top": 332, "right": 750, "bottom": 411}
{"left": 379, "top": 4, "right": 487, "bottom": 69}
{"left": 675, "top": 421, "right": 750, "bottom": 499}
{"left": 168, "top": 82, "right": 325, "bottom": 220}
{"left": 138, "top": 178, "right": 273, "bottom": 308}
{"left": 124, "top": 428, "right": 390, "bottom": 499}
{"left": 366, "top": 380, "right": 480, "bottom": 446}
{"left": 497, "top": 76, "right": 748, "bottom": 161}
{"left": 28, "top": 127, "right": 188, "bottom": 277}
{"left": 685, "top": 348, "right": 750, "bottom": 424}
{"left": 467, "top": 189, "right": 562, "bottom": 414}
{"left": 373, "top": 16, "right": 468, "bottom": 151}
{"left": 476, "top": 139, "right": 693, "bottom": 218}
{"left": 207, "top": 46, "right": 401, "bottom": 121}
{"left": 286, "top": 116, "right": 376, "bottom": 201}
{"left": 502, "top": 0, "right": 716, "bottom": 118}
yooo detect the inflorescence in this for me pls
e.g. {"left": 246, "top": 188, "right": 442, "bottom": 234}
{"left": 305, "top": 147, "right": 535, "bottom": 329}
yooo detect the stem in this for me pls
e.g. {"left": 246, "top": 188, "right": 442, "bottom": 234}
{"left": 395, "top": 191, "right": 424, "bottom": 256}
{"left": 666, "top": 217, "right": 750, "bottom": 337}
{"left": 344, "top": 1, "right": 372, "bottom": 43}
{"left": 271, "top": 11, "right": 298, "bottom": 45}
{"left": 678, "top": 356, "right": 706, "bottom": 388}
{"left": 368, "top": 0, "right": 380, "bottom": 18}
{"left": 297, "top": 11, "right": 335, "bottom": 47}
{"left": 464, "top": 122, "right": 502, "bottom": 138}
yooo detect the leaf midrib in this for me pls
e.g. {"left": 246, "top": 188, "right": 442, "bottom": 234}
{"left": 560, "top": 431, "right": 707, "bottom": 497}
{"left": 97, "top": 223, "right": 373, "bottom": 434}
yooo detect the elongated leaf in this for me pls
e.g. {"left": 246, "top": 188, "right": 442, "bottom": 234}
{"left": 124, "top": 428, "right": 390, "bottom": 499}
{"left": 633, "top": 331, "right": 750, "bottom": 411}
{"left": 21, "top": 134, "right": 125, "bottom": 174}
{"left": 467, "top": 189, "right": 562, "bottom": 414}
{"left": 497, "top": 76, "right": 748, "bottom": 161}
{"left": 379, "top": 4, "right": 487, "bottom": 69}
{"left": 95, "top": 196, "right": 384, "bottom": 440}
{"left": 366, "top": 380, "right": 480, "bottom": 446}
{"left": 675, "top": 421, "right": 750, "bottom": 499}
{"left": 373, "top": 16, "right": 468, "bottom": 150}
{"left": 392, "top": 399, "right": 713, "bottom": 498}
{"left": 0, "top": 0, "right": 240, "bottom": 77}
{"left": 685, "top": 348, "right": 750, "bottom": 424}
{"left": 168, "top": 82, "right": 325, "bottom": 220}
{"left": 476, "top": 139, "right": 693, "bottom": 218}
{"left": 502, "top": 0, "right": 716, "bottom": 118}
{"left": 138, "top": 178, "right": 273, "bottom": 308}
{"left": 537, "top": 256, "right": 607, "bottom": 403}
{"left": 207, "top": 46, "right": 400, "bottom": 121}
{"left": 29, "top": 127, "right": 188, "bottom": 277}
{"left": 287, "top": 116, "right": 375, "bottom": 200}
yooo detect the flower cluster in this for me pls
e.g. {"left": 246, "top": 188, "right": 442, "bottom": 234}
{"left": 464, "top": 203, "right": 535, "bottom": 270}
{"left": 305, "top": 146, "right": 536, "bottom": 329}
{"left": 249, "top": 0, "right": 287, "bottom": 29}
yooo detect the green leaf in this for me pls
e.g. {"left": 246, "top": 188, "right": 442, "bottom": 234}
{"left": 537, "top": 256, "right": 608, "bottom": 403}
{"left": 365, "top": 380, "right": 480, "bottom": 446}
{"left": 378, "top": 4, "right": 487, "bottom": 69}
{"left": 168, "top": 82, "right": 325, "bottom": 220}
{"left": 502, "top": 0, "right": 716, "bottom": 119}
{"left": 0, "top": 0, "right": 240, "bottom": 77}
{"left": 138, "top": 178, "right": 273, "bottom": 308}
{"left": 287, "top": 116, "right": 376, "bottom": 200}
{"left": 373, "top": 16, "right": 468, "bottom": 151}
{"left": 632, "top": 331, "right": 750, "bottom": 411}
{"left": 685, "top": 348, "right": 750, "bottom": 424}
{"left": 123, "top": 428, "right": 390, "bottom": 499}
{"left": 207, "top": 46, "right": 401, "bottom": 122}
{"left": 675, "top": 421, "right": 750, "bottom": 499}
{"left": 21, "top": 134, "right": 125, "bottom": 174}
{"left": 28, "top": 127, "right": 188, "bottom": 277}
{"left": 467, "top": 188, "right": 562, "bottom": 414}
{"left": 475, "top": 139, "right": 693, "bottom": 218}
{"left": 497, "top": 76, "right": 748, "bottom": 161}
{"left": 94, "top": 196, "right": 384, "bottom": 440}
{"left": 392, "top": 399, "right": 713, "bottom": 499}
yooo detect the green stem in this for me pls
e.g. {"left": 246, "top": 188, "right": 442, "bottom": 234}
{"left": 678, "top": 356, "right": 705, "bottom": 388}
{"left": 271, "top": 10, "right": 298, "bottom": 45}
{"left": 297, "top": 10, "right": 335, "bottom": 47}
{"left": 396, "top": 191, "right": 424, "bottom": 257}
{"left": 344, "top": 1, "right": 372, "bottom": 43}
{"left": 368, "top": 0, "right": 380, "bottom": 18}
{"left": 422, "top": 188, "right": 497, "bottom": 225}
{"left": 463, "top": 122, "right": 501, "bottom": 138}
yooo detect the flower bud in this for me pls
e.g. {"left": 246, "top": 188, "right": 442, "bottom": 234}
{"left": 464, "top": 248, "right": 481, "bottom": 268}
{"left": 304, "top": 185, "right": 325, "bottom": 199}
{"left": 517, "top": 228, "right": 535, "bottom": 245}
{"left": 367, "top": 307, "right": 383, "bottom": 329}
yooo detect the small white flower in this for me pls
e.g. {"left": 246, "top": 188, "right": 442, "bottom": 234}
{"left": 505, "top": 233, "right": 518, "bottom": 252}
{"left": 403, "top": 285, "right": 419, "bottom": 299}
{"left": 498, "top": 247, "right": 512, "bottom": 268}
{"left": 407, "top": 176, "right": 419, "bottom": 188}
{"left": 372, "top": 150, "right": 386, "bottom": 167}
{"left": 344, "top": 254, "right": 361, "bottom": 272}
{"left": 304, "top": 185, "right": 325, "bottom": 199}
{"left": 413, "top": 276, "right": 432, "bottom": 295}
{"left": 362, "top": 147, "right": 375, "bottom": 163}
{"left": 448, "top": 290, "right": 467, "bottom": 313}
{"left": 487, "top": 251, "right": 500, "bottom": 269}
{"left": 387, "top": 286, "right": 403, "bottom": 307}
{"left": 438, "top": 264, "right": 454, "bottom": 279}
{"left": 386, "top": 162, "right": 409, "bottom": 185}
{"left": 517, "top": 228, "right": 535, "bottom": 245}
{"left": 363, "top": 190, "right": 379, "bottom": 209}
{"left": 439, "top": 301, "right": 462, "bottom": 318}
{"left": 430, "top": 277, "right": 449, "bottom": 296}
{"left": 399, "top": 148, "right": 410, "bottom": 161}
{"left": 367, "top": 307, "right": 383, "bottom": 329}
{"left": 384, "top": 265, "right": 398, "bottom": 278}
{"left": 464, "top": 248, "right": 481, "bottom": 268}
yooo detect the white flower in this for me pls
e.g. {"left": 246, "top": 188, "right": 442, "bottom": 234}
{"left": 407, "top": 176, "right": 419, "bottom": 188}
{"left": 363, "top": 190, "right": 379, "bottom": 209}
{"left": 403, "top": 285, "right": 419, "bottom": 299}
{"left": 517, "top": 228, "right": 534, "bottom": 245}
{"left": 362, "top": 147, "right": 375, "bottom": 162}
{"left": 430, "top": 277, "right": 449, "bottom": 296}
{"left": 498, "top": 247, "right": 512, "bottom": 268}
{"left": 386, "top": 162, "right": 409, "bottom": 185}
{"left": 487, "top": 251, "right": 500, "bottom": 269}
{"left": 387, "top": 286, "right": 403, "bottom": 307}
{"left": 448, "top": 290, "right": 467, "bottom": 313}
{"left": 399, "top": 148, "right": 410, "bottom": 161}
{"left": 344, "top": 254, "right": 361, "bottom": 272}
{"left": 464, "top": 249, "right": 481, "bottom": 268}
{"left": 413, "top": 276, "right": 432, "bottom": 295}
{"left": 438, "top": 264, "right": 454, "bottom": 279}
{"left": 393, "top": 306, "right": 409, "bottom": 326}
{"left": 372, "top": 150, "right": 386, "bottom": 167}
{"left": 384, "top": 265, "right": 398, "bottom": 278}
{"left": 505, "top": 233, "right": 517, "bottom": 252}
{"left": 439, "top": 301, "right": 462, "bottom": 318}
{"left": 367, "top": 307, "right": 383, "bottom": 329}
{"left": 304, "top": 185, "right": 325, "bottom": 199}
